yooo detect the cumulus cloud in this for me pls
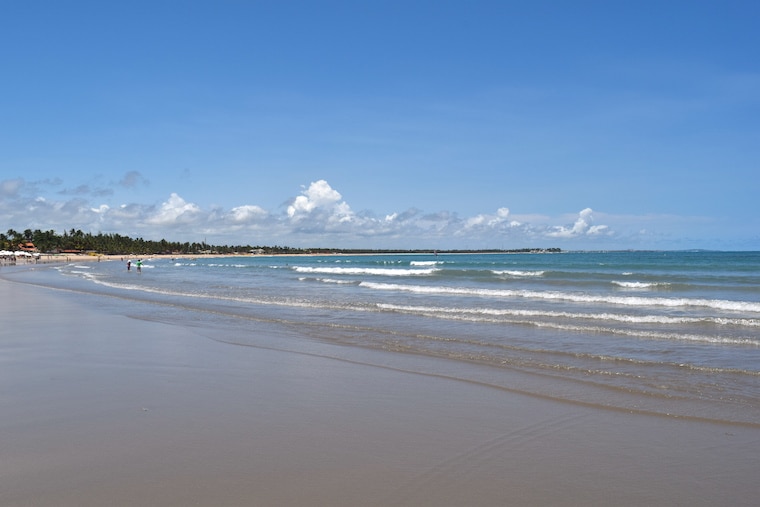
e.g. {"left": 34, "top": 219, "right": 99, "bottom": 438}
{"left": 227, "top": 204, "right": 268, "bottom": 223}
{"left": 547, "top": 208, "right": 611, "bottom": 238}
{"left": 286, "top": 180, "right": 356, "bottom": 229}
{"left": 465, "top": 207, "right": 515, "bottom": 229}
{"left": 0, "top": 176, "right": 616, "bottom": 248}
{"left": 288, "top": 180, "right": 348, "bottom": 217}
{"left": 145, "top": 193, "right": 202, "bottom": 225}
{"left": 588, "top": 224, "right": 610, "bottom": 235}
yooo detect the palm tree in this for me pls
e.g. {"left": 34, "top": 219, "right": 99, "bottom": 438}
{"left": 5, "top": 229, "right": 22, "bottom": 249}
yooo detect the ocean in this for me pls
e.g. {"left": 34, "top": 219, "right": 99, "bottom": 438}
{"left": 15, "top": 250, "right": 760, "bottom": 426}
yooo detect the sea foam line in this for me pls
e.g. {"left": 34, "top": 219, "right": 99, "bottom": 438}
{"left": 292, "top": 266, "right": 439, "bottom": 276}
{"left": 375, "top": 303, "right": 760, "bottom": 327}
{"left": 359, "top": 281, "right": 760, "bottom": 313}
{"left": 377, "top": 304, "right": 760, "bottom": 347}
{"left": 612, "top": 281, "right": 671, "bottom": 289}
{"left": 492, "top": 270, "right": 545, "bottom": 277}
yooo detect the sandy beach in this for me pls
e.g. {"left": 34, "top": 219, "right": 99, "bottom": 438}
{"left": 1, "top": 271, "right": 758, "bottom": 506}
{"left": 1, "top": 252, "right": 237, "bottom": 265}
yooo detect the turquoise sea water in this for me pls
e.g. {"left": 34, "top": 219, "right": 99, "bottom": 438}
{"left": 10, "top": 250, "right": 760, "bottom": 426}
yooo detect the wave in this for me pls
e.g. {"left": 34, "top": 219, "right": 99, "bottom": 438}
{"left": 409, "top": 261, "right": 441, "bottom": 266}
{"left": 612, "top": 281, "right": 671, "bottom": 289}
{"left": 359, "top": 281, "right": 760, "bottom": 313}
{"left": 492, "top": 270, "right": 545, "bottom": 277}
{"left": 80, "top": 272, "right": 760, "bottom": 348}
{"left": 291, "top": 266, "right": 439, "bottom": 276}
{"left": 300, "top": 277, "right": 355, "bottom": 285}
{"left": 375, "top": 304, "right": 760, "bottom": 346}
{"left": 375, "top": 303, "right": 760, "bottom": 328}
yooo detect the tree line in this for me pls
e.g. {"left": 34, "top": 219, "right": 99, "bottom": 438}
{"left": 1, "top": 228, "right": 268, "bottom": 255}
{"left": 2, "top": 228, "right": 561, "bottom": 256}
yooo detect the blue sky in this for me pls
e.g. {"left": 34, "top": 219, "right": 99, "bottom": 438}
{"left": 2, "top": 1, "right": 758, "bottom": 250}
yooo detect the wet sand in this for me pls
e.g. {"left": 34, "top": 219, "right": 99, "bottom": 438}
{"left": 1, "top": 277, "right": 758, "bottom": 506}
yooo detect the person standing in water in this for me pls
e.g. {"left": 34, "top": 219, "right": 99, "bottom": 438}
{"left": 136, "top": 259, "right": 142, "bottom": 273}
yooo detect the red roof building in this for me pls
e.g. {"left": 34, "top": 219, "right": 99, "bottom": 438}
{"left": 18, "top": 242, "right": 37, "bottom": 252}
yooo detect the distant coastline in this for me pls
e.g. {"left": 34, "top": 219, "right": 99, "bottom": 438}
{"left": 1, "top": 228, "right": 563, "bottom": 257}
{"left": 1, "top": 248, "right": 563, "bottom": 266}
{"left": 287, "top": 247, "right": 563, "bottom": 255}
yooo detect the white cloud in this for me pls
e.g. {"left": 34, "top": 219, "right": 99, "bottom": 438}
{"left": 227, "top": 205, "right": 268, "bottom": 223}
{"left": 465, "top": 207, "right": 512, "bottom": 229}
{"left": 287, "top": 180, "right": 345, "bottom": 217}
{"left": 0, "top": 176, "right": 624, "bottom": 248}
{"left": 588, "top": 225, "right": 609, "bottom": 235}
{"left": 286, "top": 180, "right": 356, "bottom": 229}
{"left": 547, "top": 208, "right": 610, "bottom": 238}
{"left": 145, "top": 193, "right": 202, "bottom": 225}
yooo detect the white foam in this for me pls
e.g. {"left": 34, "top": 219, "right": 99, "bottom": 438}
{"left": 375, "top": 303, "right": 760, "bottom": 327}
{"left": 292, "top": 266, "right": 439, "bottom": 276}
{"left": 492, "top": 270, "right": 545, "bottom": 277}
{"left": 360, "top": 281, "right": 760, "bottom": 313}
{"left": 316, "top": 277, "right": 355, "bottom": 284}
{"left": 410, "top": 261, "right": 440, "bottom": 266}
{"left": 375, "top": 304, "right": 760, "bottom": 346}
{"left": 612, "top": 281, "right": 670, "bottom": 289}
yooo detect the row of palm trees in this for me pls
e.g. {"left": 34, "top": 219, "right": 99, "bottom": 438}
{"left": 1, "top": 228, "right": 260, "bottom": 255}
{"left": 3, "top": 228, "right": 562, "bottom": 256}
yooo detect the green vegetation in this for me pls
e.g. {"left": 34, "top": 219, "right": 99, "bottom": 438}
{"left": 2, "top": 228, "right": 253, "bottom": 255}
{"left": 1, "top": 228, "right": 560, "bottom": 255}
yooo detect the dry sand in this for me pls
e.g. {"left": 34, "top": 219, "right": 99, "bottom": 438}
{"left": 1, "top": 275, "right": 758, "bottom": 506}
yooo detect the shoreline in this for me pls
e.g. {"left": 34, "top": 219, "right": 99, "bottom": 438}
{"left": 0, "top": 252, "right": 248, "bottom": 267}
{"left": 1, "top": 248, "right": 567, "bottom": 268}
{"left": 8, "top": 248, "right": 755, "bottom": 270}
{"left": 2, "top": 274, "right": 759, "bottom": 505}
